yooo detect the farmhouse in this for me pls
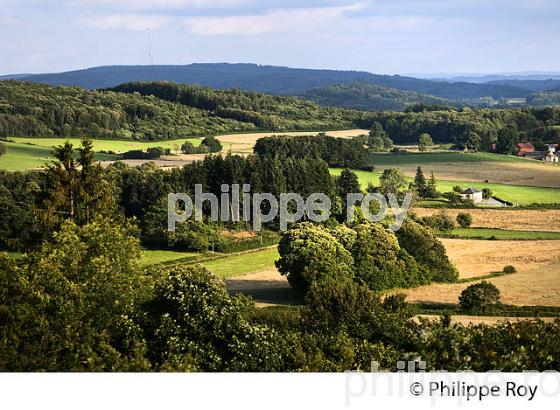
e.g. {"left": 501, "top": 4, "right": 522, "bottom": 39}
{"left": 516, "top": 142, "right": 535, "bottom": 157}
{"left": 517, "top": 143, "right": 559, "bottom": 162}
{"left": 460, "top": 187, "right": 483, "bottom": 204}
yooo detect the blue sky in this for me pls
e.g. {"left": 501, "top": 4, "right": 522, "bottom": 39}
{"left": 0, "top": 0, "right": 559, "bottom": 75}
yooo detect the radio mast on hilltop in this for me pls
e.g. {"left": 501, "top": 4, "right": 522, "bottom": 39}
{"left": 147, "top": 27, "right": 154, "bottom": 65}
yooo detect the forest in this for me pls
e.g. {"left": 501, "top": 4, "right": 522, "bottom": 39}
{"left": 0, "top": 81, "right": 363, "bottom": 140}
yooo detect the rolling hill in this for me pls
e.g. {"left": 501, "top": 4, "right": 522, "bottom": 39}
{"left": 1, "top": 63, "right": 531, "bottom": 101}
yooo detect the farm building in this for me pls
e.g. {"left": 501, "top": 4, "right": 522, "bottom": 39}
{"left": 516, "top": 142, "right": 535, "bottom": 157}
{"left": 517, "top": 143, "right": 559, "bottom": 162}
{"left": 460, "top": 187, "right": 483, "bottom": 204}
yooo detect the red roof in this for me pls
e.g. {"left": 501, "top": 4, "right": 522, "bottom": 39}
{"left": 516, "top": 142, "right": 535, "bottom": 156}
{"left": 517, "top": 142, "right": 534, "bottom": 151}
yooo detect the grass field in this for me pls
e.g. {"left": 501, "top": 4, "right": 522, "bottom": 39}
{"left": 368, "top": 151, "right": 526, "bottom": 165}
{"left": 201, "top": 247, "right": 279, "bottom": 278}
{"left": 140, "top": 249, "right": 201, "bottom": 267}
{"left": 10, "top": 137, "right": 202, "bottom": 154}
{"left": 330, "top": 168, "right": 560, "bottom": 205}
{"left": 0, "top": 141, "right": 119, "bottom": 171}
{"left": 443, "top": 228, "right": 560, "bottom": 240}
{"left": 368, "top": 151, "right": 560, "bottom": 188}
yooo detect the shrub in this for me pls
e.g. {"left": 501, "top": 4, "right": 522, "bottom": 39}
{"left": 459, "top": 281, "right": 501, "bottom": 313}
{"left": 456, "top": 212, "right": 473, "bottom": 228}
{"left": 503, "top": 265, "right": 517, "bottom": 274}
{"left": 0, "top": 142, "right": 6, "bottom": 157}
{"left": 420, "top": 210, "right": 456, "bottom": 232}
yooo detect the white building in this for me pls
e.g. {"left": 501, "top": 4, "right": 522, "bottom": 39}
{"left": 460, "top": 187, "right": 483, "bottom": 204}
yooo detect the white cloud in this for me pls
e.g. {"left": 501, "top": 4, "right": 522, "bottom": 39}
{"left": 183, "top": 3, "right": 367, "bottom": 35}
{"left": 67, "top": 0, "right": 248, "bottom": 11}
{"left": 79, "top": 14, "right": 170, "bottom": 31}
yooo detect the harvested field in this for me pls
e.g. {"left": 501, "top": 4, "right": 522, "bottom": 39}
{"left": 417, "top": 315, "right": 557, "bottom": 325}
{"left": 376, "top": 161, "right": 560, "bottom": 188}
{"left": 217, "top": 129, "right": 368, "bottom": 154}
{"left": 404, "top": 239, "right": 560, "bottom": 307}
{"left": 412, "top": 208, "right": 560, "bottom": 232}
{"left": 441, "top": 238, "right": 560, "bottom": 279}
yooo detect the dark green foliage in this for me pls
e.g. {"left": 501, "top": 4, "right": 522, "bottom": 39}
{"left": 201, "top": 136, "right": 222, "bottom": 153}
{"left": 459, "top": 281, "right": 501, "bottom": 313}
{"left": 0, "top": 142, "right": 5, "bottom": 156}
{"left": 419, "top": 318, "right": 560, "bottom": 371}
{"left": 420, "top": 210, "right": 456, "bottom": 232}
{"left": 276, "top": 223, "right": 355, "bottom": 297}
{"left": 302, "top": 279, "right": 416, "bottom": 348}
{"left": 456, "top": 212, "right": 473, "bottom": 228}
{"left": 503, "top": 265, "right": 517, "bottom": 274}
{"left": 303, "top": 83, "right": 455, "bottom": 111}
{"left": 142, "top": 264, "right": 285, "bottom": 371}
{"left": 0, "top": 81, "right": 361, "bottom": 140}
{"left": 122, "top": 147, "right": 169, "bottom": 159}
{"left": 365, "top": 106, "right": 560, "bottom": 150}
{"left": 335, "top": 168, "right": 361, "bottom": 198}
{"left": 352, "top": 223, "right": 430, "bottom": 291}
{"left": 254, "top": 134, "right": 370, "bottom": 170}
{"left": 368, "top": 121, "right": 394, "bottom": 152}
{"left": 395, "top": 220, "right": 458, "bottom": 283}
{"left": 0, "top": 217, "right": 149, "bottom": 371}
{"left": 110, "top": 81, "right": 361, "bottom": 132}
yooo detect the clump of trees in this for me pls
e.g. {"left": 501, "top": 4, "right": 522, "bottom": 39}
{"left": 181, "top": 136, "right": 222, "bottom": 154}
{"left": 276, "top": 221, "right": 455, "bottom": 297}
{"left": 122, "top": 147, "right": 170, "bottom": 160}
{"left": 254, "top": 134, "right": 371, "bottom": 170}
{"left": 368, "top": 122, "right": 394, "bottom": 152}
{"left": 413, "top": 166, "right": 437, "bottom": 198}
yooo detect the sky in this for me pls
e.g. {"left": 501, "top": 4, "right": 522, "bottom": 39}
{"left": 0, "top": 0, "right": 559, "bottom": 76}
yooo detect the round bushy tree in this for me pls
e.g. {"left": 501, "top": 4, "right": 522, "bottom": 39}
{"left": 352, "top": 223, "right": 429, "bottom": 291}
{"left": 276, "top": 223, "right": 354, "bottom": 297}
{"left": 459, "top": 281, "right": 501, "bottom": 313}
{"left": 395, "top": 220, "right": 458, "bottom": 282}
{"left": 456, "top": 212, "right": 473, "bottom": 228}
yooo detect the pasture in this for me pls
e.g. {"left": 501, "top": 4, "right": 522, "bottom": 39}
{"left": 10, "top": 137, "right": 202, "bottom": 154}
{"left": 445, "top": 228, "right": 560, "bottom": 240}
{"left": 0, "top": 141, "right": 118, "bottom": 171}
{"left": 369, "top": 151, "right": 560, "bottom": 188}
{"left": 330, "top": 168, "right": 560, "bottom": 205}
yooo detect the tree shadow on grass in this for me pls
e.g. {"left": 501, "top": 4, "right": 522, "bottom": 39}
{"left": 225, "top": 278, "right": 299, "bottom": 306}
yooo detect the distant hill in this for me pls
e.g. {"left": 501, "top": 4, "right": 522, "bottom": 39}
{"left": 0, "top": 81, "right": 364, "bottom": 140}
{"left": 1, "top": 63, "right": 532, "bottom": 101}
{"left": 302, "top": 83, "right": 456, "bottom": 111}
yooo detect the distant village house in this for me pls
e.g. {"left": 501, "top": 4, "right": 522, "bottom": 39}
{"left": 516, "top": 143, "right": 559, "bottom": 163}
{"left": 460, "top": 187, "right": 483, "bottom": 204}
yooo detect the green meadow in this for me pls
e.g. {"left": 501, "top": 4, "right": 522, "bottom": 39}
{"left": 0, "top": 141, "right": 119, "bottom": 171}
{"left": 329, "top": 168, "right": 560, "bottom": 205}
{"left": 10, "top": 137, "right": 202, "bottom": 153}
{"left": 367, "top": 151, "right": 527, "bottom": 165}
{"left": 445, "top": 228, "right": 560, "bottom": 240}
{"left": 201, "top": 247, "right": 279, "bottom": 279}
